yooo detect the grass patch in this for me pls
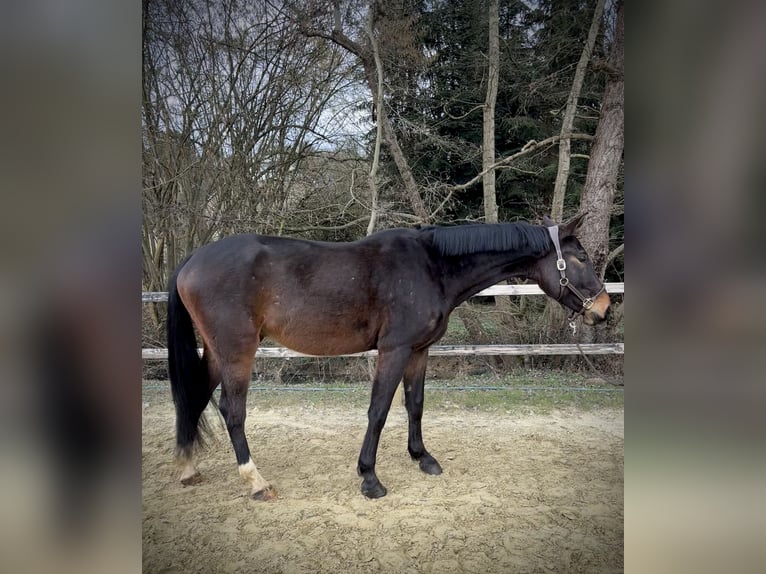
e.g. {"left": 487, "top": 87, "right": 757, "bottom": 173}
{"left": 143, "top": 370, "right": 622, "bottom": 414}
{"left": 422, "top": 370, "right": 623, "bottom": 413}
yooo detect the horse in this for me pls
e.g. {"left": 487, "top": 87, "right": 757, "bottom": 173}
{"left": 166, "top": 214, "right": 610, "bottom": 499}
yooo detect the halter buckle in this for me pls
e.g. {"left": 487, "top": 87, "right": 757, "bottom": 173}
{"left": 556, "top": 258, "right": 567, "bottom": 271}
{"left": 582, "top": 298, "right": 594, "bottom": 310}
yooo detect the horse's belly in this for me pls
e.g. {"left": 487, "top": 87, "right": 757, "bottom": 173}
{"left": 261, "top": 312, "right": 375, "bottom": 356}
{"left": 266, "top": 330, "right": 372, "bottom": 356}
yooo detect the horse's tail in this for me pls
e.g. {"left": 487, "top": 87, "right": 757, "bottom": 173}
{"left": 167, "top": 257, "right": 212, "bottom": 454}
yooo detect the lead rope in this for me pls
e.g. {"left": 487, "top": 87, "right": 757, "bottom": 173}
{"left": 577, "top": 342, "right": 624, "bottom": 387}
{"left": 579, "top": 348, "right": 624, "bottom": 387}
{"left": 566, "top": 311, "right": 623, "bottom": 387}
{"left": 567, "top": 313, "right": 624, "bottom": 387}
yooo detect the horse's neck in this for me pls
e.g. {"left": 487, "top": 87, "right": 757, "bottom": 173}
{"left": 441, "top": 251, "right": 537, "bottom": 308}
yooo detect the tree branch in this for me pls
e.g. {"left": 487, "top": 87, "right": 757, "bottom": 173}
{"left": 551, "top": 0, "right": 606, "bottom": 222}
{"left": 477, "top": 133, "right": 594, "bottom": 190}
{"left": 276, "top": 217, "right": 369, "bottom": 233}
{"left": 444, "top": 103, "right": 484, "bottom": 120}
{"left": 299, "top": 12, "right": 365, "bottom": 59}
{"left": 429, "top": 133, "right": 594, "bottom": 219}
{"left": 606, "top": 243, "right": 624, "bottom": 266}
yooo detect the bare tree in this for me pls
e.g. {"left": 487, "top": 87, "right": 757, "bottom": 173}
{"left": 365, "top": 5, "right": 385, "bottom": 236}
{"left": 575, "top": 0, "right": 624, "bottom": 355}
{"left": 579, "top": 0, "right": 623, "bottom": 277}
{"left": 540, "top": 0, "right": 622, "bottom": 355}
{"left": 297, "top": 0, "right": 430, "bottom": 222}
{"left": 142, "top": 0, "right": 359, "bottom": 296}
{"left": 480, "top": 0, "right": 514, "bottom": 341}
{"left": 550, "top": 0, "right": 607, "bottom": 222}
{"left": 482, "top": 0, "right": 500, "bottom": 225}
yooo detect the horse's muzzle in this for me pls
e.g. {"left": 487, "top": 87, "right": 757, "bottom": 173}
{"left": 583, "top": 291, "right": 611, "bottom": 325}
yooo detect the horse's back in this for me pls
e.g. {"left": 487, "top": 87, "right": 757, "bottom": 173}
{"left": 180, "top": 228, "right": 426, "bottom": 282}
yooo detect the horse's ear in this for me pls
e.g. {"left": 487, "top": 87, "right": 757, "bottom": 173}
{"left": 560, "top": 212, "right": 587, "bottom": 237}
{"left": 542, "top": 214, "right": 555, "bottom": 227}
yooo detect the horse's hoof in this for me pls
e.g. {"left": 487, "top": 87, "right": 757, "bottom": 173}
{"left": 361, "top": 481, "right": 387, "bottom": 499}
{"left": 180, "top": 472, "right": 202, "bottom": 486}
{"left": 252, "top": 486, "right": 277, "bottom": 501}
{"left": 419, "top": 457, "right": 443, "bottom": 475}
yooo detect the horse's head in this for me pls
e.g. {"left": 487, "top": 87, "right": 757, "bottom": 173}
{"left": 536, "top": 214, "right": 611, "bottom": 326}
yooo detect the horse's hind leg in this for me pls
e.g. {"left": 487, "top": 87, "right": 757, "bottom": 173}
{"left": 179, "top": 456, "right": 202, "bottom": 485}
{"left": 217, "top": 342, "right": 276, "bottom": 501}
{"left": 403, "top": 350, "right": 442, "bottom": 475}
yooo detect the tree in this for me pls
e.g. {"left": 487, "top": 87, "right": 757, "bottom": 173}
{"left": 385, "top": 0, "right": 604, "bottom": 225}
{"left": 142, "top": 0, "right": 365, "bottom": 335}
{"left": 550, "top": 0, "right": 607, "bottom": 222}
{"left": 575, "top": 0, "right": 623, "bottom": 355}
{"left": 365, "top": 5, "right": 385, "bottom": 235}
{"left": 298, "top": 0, "right": 430, "bottom": 222}
{"left": 482, "top": 0, "right": 500, "bottom": 224}
{"left": 579, "top": 0, "right": 623, "bottom": 277}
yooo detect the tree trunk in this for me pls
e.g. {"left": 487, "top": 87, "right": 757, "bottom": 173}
{"left": 579, "top": 0, "right": 623, "bottom": 277}
{"left": 482, "top": 0, "right": 499, "bottom": 225}
{"left": 551, "top": 0, "right": 606, "bottom": 222}
{"left": 578, "top": 0, "right": 623, "bottom": 359}
{"left": 366, "top": 10, "right": 385, "bottom": 388}
{"left": 378, "top": 110, "right": 429, "bottom": 222}
{"left": 483, "top": 0, "right": 515, "bottom": 368}
{"left": 366, "top": 8, "right": 384, "bottom": 236}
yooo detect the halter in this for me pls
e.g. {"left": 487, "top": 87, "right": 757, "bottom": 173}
{"left": 546, "top": 225, "right": 605, "bottom": 325}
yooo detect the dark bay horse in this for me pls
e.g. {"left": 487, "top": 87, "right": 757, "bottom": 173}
{"left": 167, "top": 214, "right": 610, "bottom": 499}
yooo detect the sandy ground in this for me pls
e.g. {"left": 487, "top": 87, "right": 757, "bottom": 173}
{"left": 142, "top": 398, "right": 623, "bottom": 574}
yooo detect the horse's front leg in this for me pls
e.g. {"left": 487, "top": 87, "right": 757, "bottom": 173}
{"left": 403, "top": 349, "right": 442, "bottom": 475}
{"left": 357, "top": 347, "right": 411, "bottom": 498}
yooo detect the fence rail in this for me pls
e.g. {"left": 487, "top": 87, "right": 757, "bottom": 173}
{"left": 142, "top": 283, "right": 624, "bottom": 358}
{"left": 142, "top": 343, "right": 623, "bottom": 360}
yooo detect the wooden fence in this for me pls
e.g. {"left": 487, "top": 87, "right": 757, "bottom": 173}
{"left": 142, "top": 283, "right": 624, "bottom": 359}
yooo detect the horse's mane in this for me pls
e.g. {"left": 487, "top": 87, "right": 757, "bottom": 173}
{"left": 423, "top": 222, "right": 552, "bottom": 257}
